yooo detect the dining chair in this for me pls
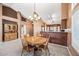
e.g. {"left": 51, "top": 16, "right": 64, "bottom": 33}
{"left": 39, "top": 35, "right": 50, "bottom": 56}
{"left": 21, "top": 35, "right": 29, "bottom": 56}
{"left": 21, "top": 35, "right": 35, "bottom": 56}
{"left": 37, "top": 33, "right": 42, "bottom": 37}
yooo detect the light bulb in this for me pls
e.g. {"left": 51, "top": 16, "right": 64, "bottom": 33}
{"left": 31, "top": 18, "right": 33, "bottom": 20}
{"left": 28, "top": 16, "right": 32, "bottom": 19}
{"left": 34, "top": 14, "right": 37, "bottom": 18}
{"left": 37, "top": 17, "right": 40, "bottom": 19}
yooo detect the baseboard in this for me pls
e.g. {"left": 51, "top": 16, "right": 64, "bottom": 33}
{"left": 67, "top": 45, "right": 79, "bottom": 56}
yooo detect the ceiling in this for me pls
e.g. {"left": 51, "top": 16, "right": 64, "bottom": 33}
{"left": 3, "top": 3, "right": 61, "bottom": 24}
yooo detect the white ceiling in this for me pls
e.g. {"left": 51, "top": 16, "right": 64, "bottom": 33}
{"left": 3, "top": 3, "right": 61, "bottom": 24}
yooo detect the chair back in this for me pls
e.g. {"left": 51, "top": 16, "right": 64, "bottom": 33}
{"left": 41, "top": 33, "right": 49, "bottom": 38}
{"left": 44, "top": 35, "right": 50, "bottom": 46}
{"left": 37, "top": 33, "right": 42, "bottom": 37}
{"left": 21, "top": 35, "right": 29, "bottom": 47}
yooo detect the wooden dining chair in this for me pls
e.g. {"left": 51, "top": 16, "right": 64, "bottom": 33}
{"left": 21, "top": 35, "right": 29, "bottom": 56}
{"left": 37, "top": 33, "right": 42, "bottom": 37}
{"left": 39, "top": 35, "right": 50, "bottom": 56}
{"left": 21, "top": 35, "right": 35, "bottom": 56}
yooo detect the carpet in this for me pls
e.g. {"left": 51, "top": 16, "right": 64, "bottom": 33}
{"left": 22, "top": 43, "right": 70, "bottom": 56}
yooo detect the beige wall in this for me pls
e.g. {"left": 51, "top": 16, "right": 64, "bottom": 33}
{"left": 33, "top": 20, "right": 44, "bottom": 36}
{"left": 0, "top": 4, "right": 2, "bottom": 41}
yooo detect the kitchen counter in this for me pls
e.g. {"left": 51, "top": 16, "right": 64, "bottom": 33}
{"left": 40, "top": 31, "right": 67, "bottom": 46}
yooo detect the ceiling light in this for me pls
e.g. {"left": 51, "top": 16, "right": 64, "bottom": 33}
{"left": 37, "top": 16, "right": 41, "bottom": 19}
{"left": 28, "top": 16, "right": 32, "bottom": 19}
{"left": 31, "top": 17, "right": 33, "bottom": 20}
{"left": 28, "top": 3, "right": 41, "bottom": 22}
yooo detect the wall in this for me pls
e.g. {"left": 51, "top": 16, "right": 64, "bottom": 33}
{"left": 20, "top": 21, "right": 27, "bottom": 38}
{"left": 0, "top": 4, "right": 2, "bottom": 41}
{"left": 33, "top": 20, "right": 44, "bottom": 36}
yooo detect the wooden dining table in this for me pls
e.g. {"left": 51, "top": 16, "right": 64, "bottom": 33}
{"left": 24, "top": 36, "right": 48, "bottom": 55}
{"left": 25, "top": 36, "right": 47, "bottom": 46}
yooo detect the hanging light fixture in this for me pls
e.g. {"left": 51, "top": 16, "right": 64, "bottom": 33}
{"left": 28, "top": 3, "right": 41, "bottom": 21}
{"left": 48, "top": 14, "right": 56, "bottom": 23}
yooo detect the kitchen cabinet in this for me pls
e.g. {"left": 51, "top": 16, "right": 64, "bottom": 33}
{"left": 61, "top": 19, "right": 67, "bottom": 29}
{"left": 61, "top": 3, "right": 68, "bottom": 19}
{"left": 40, "top": 32, "right": 67, "bottom": 46}
{"left": 46, "top": 24, "right": 61, "bottom": 32}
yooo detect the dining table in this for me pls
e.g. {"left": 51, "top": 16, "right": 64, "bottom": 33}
{"left": 25, "top": 36, "right": 47, "bottom": 46}
{"left": 24, "top": 36, "right": 47, "bottom": 55}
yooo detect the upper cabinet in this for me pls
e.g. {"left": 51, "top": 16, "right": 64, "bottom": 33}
{"left": 42, "top": 24, "right": 61, "bottom": 32}
{"left": 61, "top": 3, "right": 68, "bottom": 19}
{"left": 61, "top": 3, "right": 71, "bottom": 29}
{"left": 61, "top": 19, "right": 67, "bottom": 29}
{"left": 61, "top": 4, "right": 68, "bottom": 29}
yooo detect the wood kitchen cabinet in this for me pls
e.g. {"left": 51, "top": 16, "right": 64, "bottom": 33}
{"left": 40, "top": 32, "right": 67, "bottom": 46}
{"left": 61, "top": 19, "right": 67, "bottom": 29}
{"left": 61, "top": 3, "right": 68, "bottom": 29}
{"left": 61, "top": 3, "right": 68, "bottom": 19}
{"left": 46, "top": 24, "right": 61, "bottom": 32}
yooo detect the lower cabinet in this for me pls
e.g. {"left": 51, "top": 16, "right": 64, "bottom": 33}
{"left": 40, "top": 32, "right": 67, "bottom": 46}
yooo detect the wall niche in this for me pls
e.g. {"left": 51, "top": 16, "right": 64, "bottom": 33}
{"left": 2, "top": 19, "right": 18, "bottom": 42}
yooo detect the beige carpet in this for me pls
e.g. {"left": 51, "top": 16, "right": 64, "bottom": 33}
{"left": 48, "top": 43, "right": 70, "bottom": 56}
{"left": 22, "top": 43, "right": 70, "bottom": 56}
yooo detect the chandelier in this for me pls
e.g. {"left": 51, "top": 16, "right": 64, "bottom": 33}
{"left": 28, "top": 3, "right": 41, "bottom": 21}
